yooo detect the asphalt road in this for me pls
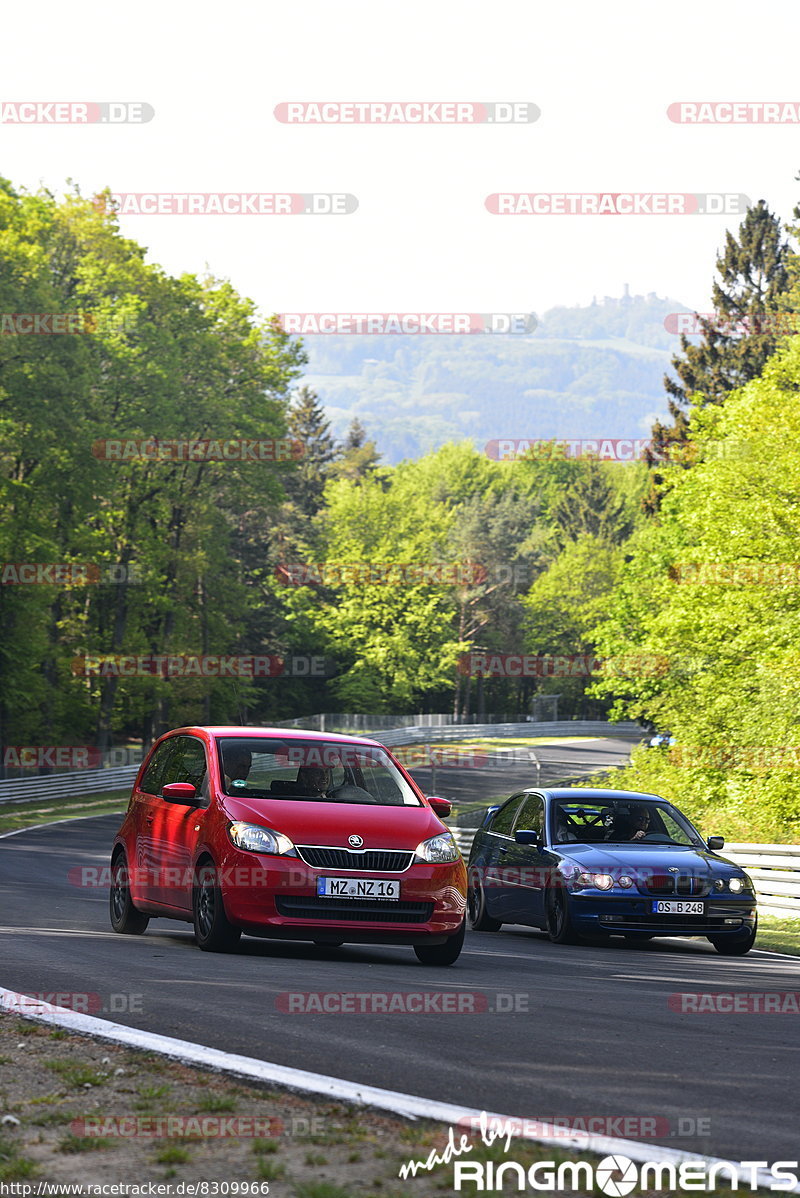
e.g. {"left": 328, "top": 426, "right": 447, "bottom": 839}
{"left": 407, "top": 732, "right": 643, "bottom": 807}
{"left": 1, "top": 735, "right": 797, "bottom": 1166}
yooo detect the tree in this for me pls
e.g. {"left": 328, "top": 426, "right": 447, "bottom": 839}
{"left": 549, "top": 459, "right": 634, "bottom": 546}
{"left": 329, "top": 417, "right": 381, "bottom": 483}
{"left": 283, "top": 386, "right": 338, "bottom": 516}
{"left": 646, "top": 200, "right": 794, "bottom": 511}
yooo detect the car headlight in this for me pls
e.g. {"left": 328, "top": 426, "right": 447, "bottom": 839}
{"left": 228, "top": 822, "right": 296, "bottom": 856}
{"left": 729, "top": 875, "right": 751, "bottom": 894}
{"left": 414, "top": 833, "right": 461, "bottom": 864}
{"left": 575, "top": 871, "right": 616, "bottom": 890}
{"left": 618, "top": 875, "right": 634, "bottom": 889}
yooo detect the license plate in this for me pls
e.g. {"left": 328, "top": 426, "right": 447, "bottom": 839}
{"left": 651, "top": 900, "right": 704, "bottom": 915}
{"left": 317, "top": 877, "right": 400, "bottom": 899}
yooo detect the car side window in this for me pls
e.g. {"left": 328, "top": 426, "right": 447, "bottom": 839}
{"left": 138, "top": 739, "right": 177, "bottom": 796}
{"left": 489, "top": 794, "right": 525, "bottom": 836}
{"left": 161, "top": 736, "right": 208, "bottom": 794}
{"left": 514, "top": 794, "right": 544, "bottom": 836}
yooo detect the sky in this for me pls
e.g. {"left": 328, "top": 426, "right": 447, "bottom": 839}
{"left": 1, "top": 0, "right": 799, "bottom": 320}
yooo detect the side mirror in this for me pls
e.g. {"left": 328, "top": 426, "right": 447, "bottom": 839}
{"left": 162, "top": 782, "right": 199, "bottom": 805}
{"left": 515, "top": 829, "right": 544, "bottom": 849}
{"left": 707, "top": 835, "right": 725, "bottom": 851}
{"left": 427, "top": 796, "right": 452, "bottom": 818}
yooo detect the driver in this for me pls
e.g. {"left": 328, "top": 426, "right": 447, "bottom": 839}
{"left": 296, "top": 765, "right": 332, "bottom": 797}
{"left": 222, "top": 745, "right": 252, "bottom": 789}
{"left": 607, "top": 805, "right": 651, "bottom": 841}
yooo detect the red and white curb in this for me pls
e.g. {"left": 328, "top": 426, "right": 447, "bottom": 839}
{"left": 0, "top": 984, "right": 791, "bottom": 1192}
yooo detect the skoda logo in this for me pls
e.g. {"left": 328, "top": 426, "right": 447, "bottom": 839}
{"left": 348, "top": 834, "right": 363, "bottom": 848}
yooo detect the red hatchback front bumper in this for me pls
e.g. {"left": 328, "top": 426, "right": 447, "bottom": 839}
{"left": 218, "top": 848, "right": 467, "bottom": 943}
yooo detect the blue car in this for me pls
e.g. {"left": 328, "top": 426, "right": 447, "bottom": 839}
{"left": 466, "top": 788, "right": 757, "bottom": 954}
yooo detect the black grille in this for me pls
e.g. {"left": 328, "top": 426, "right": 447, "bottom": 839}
{"left": 276, "top": 896, "right": 433, "bottom": 923}
{"left": 641, "top": 873, "right": 708, "bottom": 896}
{"left": 297, "top": 846, "right": 413, "bottom": 872}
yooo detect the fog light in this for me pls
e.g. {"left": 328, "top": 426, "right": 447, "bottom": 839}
{"left": 724, "top": 918, "right": 741, "bottom": 925}
{"left": 618, "top": 875, "right": 633, "bottom": 889}
{"left": 601, "top": 915, "right": 624, "bottom": 923}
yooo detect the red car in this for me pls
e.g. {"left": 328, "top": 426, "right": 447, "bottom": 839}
{"left": 109, "top": 726, "right": 467, "bottom": 965}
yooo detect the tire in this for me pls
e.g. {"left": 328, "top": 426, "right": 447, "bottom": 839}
{"left": 546, "top": 887, "right": 579, "bottom": 945}
{"left": 414, "top": 919, "right": 465, "bottom": 966}
{"left": 193, "top": 860, "right": 242, "bottom": 953}
{"left": 109, "top": 854, "right": 149, "bottom": 935}
{"left": 708, "top": 918, "right": 757, "bottom": 956}
{"left": 467, "top": 879, "right": 502, "bottom": 932}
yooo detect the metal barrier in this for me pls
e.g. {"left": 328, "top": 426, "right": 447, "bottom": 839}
{"left": 0, "top": 765, "right": 139, "bottom": 804}
{"left": 724, "top": 843, "right": 800, "bottom": 918}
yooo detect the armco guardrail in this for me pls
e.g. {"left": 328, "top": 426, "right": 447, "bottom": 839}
{"left": 376, "top": 720, "right": 642, "bottom": 747}
{"left": 0, "top": 765, "right": 139, "bottom": 804}
{"left": 724, "top": 843, "right": 800, "bottom": 919}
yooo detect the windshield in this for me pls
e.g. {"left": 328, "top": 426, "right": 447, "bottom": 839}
{"left": 215, "top": 737, "right": 422, "bottom": 806}
{"left": 551, "top": 798, "right": 702, "bottom": 847}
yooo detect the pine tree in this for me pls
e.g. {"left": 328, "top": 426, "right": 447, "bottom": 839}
{"left": 550, "top": 460, "right": 632, "bottom": 545}
{"left": 329, "top": 417, "right": 381, "bottom": 483}
{"left": 645, "top": 200, "right": 794, "bottom": 512}
{"left": 284, "top": 386, "right": 338, "bottom": 516}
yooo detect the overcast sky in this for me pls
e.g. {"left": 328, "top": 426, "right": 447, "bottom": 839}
{"left": 1, "top": 0, "right": 799, "bottom": 319}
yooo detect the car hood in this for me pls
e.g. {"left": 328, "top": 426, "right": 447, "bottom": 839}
{"left": 557, "top": 844, "right": 726, "bottom": 873}
{"left": 220, "top": 796, "right": 447, "bottom": 850}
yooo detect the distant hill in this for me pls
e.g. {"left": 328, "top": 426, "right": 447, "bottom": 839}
{"left": 300, "top": 291, "right": 692, "bottom": 462}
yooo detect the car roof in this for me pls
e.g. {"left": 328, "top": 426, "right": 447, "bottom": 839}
{"left": 521, "top": 787, "right": 665, "bottom": 802}
{"left": 164, "top": 725, "right": 386, "bottom": 749}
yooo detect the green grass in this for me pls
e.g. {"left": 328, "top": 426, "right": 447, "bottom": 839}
{"left": 757, "top": 915, "right": 800, "bottom": 956}
{"left": 0, "top": 791, "right": 126, "bottom": 835}
{"left": 154, "top": 1144, "right": 190, "bottom": 1165}
{"left": 196, "top": 1093, "right": 237, "bottom": 1113}
{"left": 133, "top": 1083, "right": 172, "bottom": 1110}
{"left": 252, "top": 1138, "right": 279, "bottom": 1155}
{"left": 58, "top": 1134, "right": 112, "bottom": 1154}
{"left": 0, "top": 1135, "right": 37, "bottom": 1182}
{"left": 255, "top": 1157, "right": 285, "bottom": 1181}
{"left": 45, "top": 1060, "right": 106, "bottom": 1089}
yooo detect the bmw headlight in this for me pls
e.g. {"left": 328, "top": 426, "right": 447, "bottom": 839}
{"left": 228, "top": 822, "right": 296, "bottom": 856}
{"left": 728, "top": 875, "right": 753, "bottom": 894}
{"left": 414, "top": 833, "right": 461, "bottom": 864}
{"left": 593, "top": 873, "right": 614, "bottom": 891}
